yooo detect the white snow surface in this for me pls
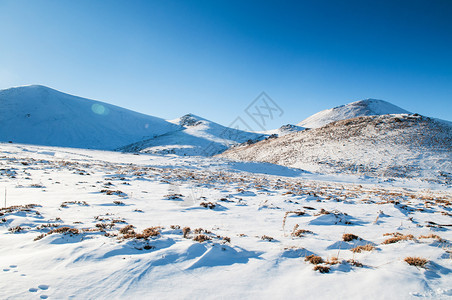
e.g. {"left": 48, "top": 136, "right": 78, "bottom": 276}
{"left": 0, "top": 85, "right": 180, "bottom": 150}
{"left": 0, "top": 142, "right": 451, "bottom": 299}
{"left": 298, "top": 99, "right": 411, "bottom": 128}
{"left": 119, "top": 113, "right": 265, "bottom": 156}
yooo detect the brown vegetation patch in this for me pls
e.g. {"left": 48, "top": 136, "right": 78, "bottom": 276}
{"left": 343, "top": 233, "right": 359, "bottom": 242}
{"left": 351, "top": 244, "right": 375, "bottom": 253}
{"left": 404, "top": 257, "right": 428, "bottom": 267}
{"left": 313, "top": 265, "right": 330, "bottom": 273}
{"left": 193, "top": 234, "right": 211, "bottom": 243}
{"left": 305, "top": 255, "right": 324, "bottom": 264}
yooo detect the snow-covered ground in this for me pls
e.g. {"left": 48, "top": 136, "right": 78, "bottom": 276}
{"left": 1, "top": 142, "right": 451, "bottom": 299}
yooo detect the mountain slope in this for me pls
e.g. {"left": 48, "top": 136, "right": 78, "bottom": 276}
{"left": 299, "top": 99, "right": 410, "bottom": 128}
{"left": 221, "top": 114, "right": 452, "bottom": 184}
{"left": 119, "top": 113, "right": 265, "bottom": 156}
{"left": 0, "top": 85, "right": 180, "bottom": 150}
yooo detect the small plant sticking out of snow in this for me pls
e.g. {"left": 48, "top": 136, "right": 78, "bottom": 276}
{"left": 182, "top": 227, "right": 191, "bottom": 238}
{"left": 113, "top": 200, "right": 125, "bottom": 206}
{"left": 404, "top": 257, "right": 428, "bottom": 268}
{"left": 305, "top": 255, "right": 324, "bottom": 265}
{"left": 351, "top": 244, "right": 375, "bottom": 253}
{"left": 292, "top": 229, "right": 313, "bottom": 238}
{"left": 347, "top": 259, "right": 363, "bottom": 267}
{"left": 313, "top": 265, "right": 330, "bottom": 273}
{"left": 315, "top": 208, "right": 330, "bottom": 216}
{"left": 200, "top": 202, "right": 216, "bottom": 209}
{"left": 343, "top": 233, "right": 359, "bottom": 242}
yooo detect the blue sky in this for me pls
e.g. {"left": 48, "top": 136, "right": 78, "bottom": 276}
{"left": 1, "top": 0, "right": 451, "bottom": 128}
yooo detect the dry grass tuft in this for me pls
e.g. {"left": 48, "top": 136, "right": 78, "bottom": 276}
{"left": 292, "top": 229, "right": 313, "bottom": 237}
{"left": 119, "top": 225, "right": 135, "bottom": 235}
{"left": 313, "top": 265, "right": 330, "bottom": 273}
{"left": 382, "top": 233, "right": 415, "bottom": 244}
{"left": 305, "top": 254, "right": 324, "bottom": 264}
{"left": 48, "top": 227, "right": 80, "bottom": 235}
{"left": 193, "top": 234, "right": 211, "bottom": 243}
{"left": 419, "top": 234, "right": 445, "bottom": 242}
{"left": 351, "top": 244, "right": 375, "bottom": 253}
{"left": 261, "top": 235, "right": 274, "bottom": 242}
{"left": 404, "top": 256, "right": 428, "bottom": 267}
{"left": 343, "top": 233, "right": 359, "bottom": 242}
{"left": 200, "top": 202, "right": 216, "bottom": 209}
{"left": 347, "top": 259, "right": 363, "bottom": 267}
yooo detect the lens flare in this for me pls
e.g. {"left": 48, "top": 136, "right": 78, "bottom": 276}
{"left": 91, "top": 103, "right": 109, "bottom": 116}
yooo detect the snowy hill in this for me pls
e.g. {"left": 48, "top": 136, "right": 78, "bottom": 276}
{"left": 298, "top": 99, "right": 411, "bottom": 128}
{"left": 262, "top": 124, "right": 306, "bottom": 137}
{"left": 119, "top": 113, "right": 265, "bottom": 156}
{"left": 0, "top": 85, "right": 180, "bottom": 150}
{"left": 221, "top": 114, "right": 452, "bottom": 184}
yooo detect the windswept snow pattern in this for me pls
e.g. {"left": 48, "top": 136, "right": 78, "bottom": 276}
{"left": 0, "top": 85, "right": 180, "bottom": 150}
{"left": 298, "top": 99, "right": 411, "bottom": 128}
{"left": 0, "top": 143, "right": 451, "bottom": 299}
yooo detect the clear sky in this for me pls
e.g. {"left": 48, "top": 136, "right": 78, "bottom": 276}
{"left": 1, "top": 0, "right": 451, "bottom": 129}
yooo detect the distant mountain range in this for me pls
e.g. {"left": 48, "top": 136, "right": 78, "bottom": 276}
{"left": 1, "top": 85, "right": 450, "bottom": 183}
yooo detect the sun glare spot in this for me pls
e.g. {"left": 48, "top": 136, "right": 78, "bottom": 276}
{"left": 91, "top": 103, "right": 109, "bottom": 116}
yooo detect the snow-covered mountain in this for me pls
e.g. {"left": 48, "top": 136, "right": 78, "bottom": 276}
{"left": 298, "top": 99, "right": 411, "bottom": 128}
{"left": 119, "top": 113, "right": 265, "bottom": 156}
{"left": 0, "top": 85, "right": 180, "bottom": 150}
{"left": 221, "top": 114, "right": 452, "bottom": 184}
{"left": 262, "top": 124, "right": 305, "bottom": 137}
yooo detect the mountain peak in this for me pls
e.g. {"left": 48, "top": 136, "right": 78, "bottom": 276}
{"left": 299, "top": 98, "right": 410, "bottom": 128}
